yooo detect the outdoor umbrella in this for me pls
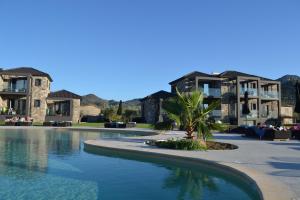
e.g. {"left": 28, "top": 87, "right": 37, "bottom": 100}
{"left": 242, "top": 91, "right": 251, "bottom": 125}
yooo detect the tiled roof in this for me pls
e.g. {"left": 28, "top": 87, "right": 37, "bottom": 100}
{"left": 48, "top": 90, "right": 81, "bottom": 99}
{"left": 141, "top": 90, "right": 175, "bottom": 101}
{"left": 169, "top": 70, "right": 276, "bottom": 85}
{"left": 1, "top": 67, "right": 53, "bottom": 81}
{"left": 218, "top": 70, "right": 275, "bottom": 81}
{"left": 169, "top": 71, "right": 214, "bottom": 85}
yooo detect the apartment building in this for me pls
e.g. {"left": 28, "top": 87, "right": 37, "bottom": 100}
{"left": 169, "top": 71, "right": 281, "bottom": 126}
{"left": 0, "top": 67, "right": 81, "bottom": 123}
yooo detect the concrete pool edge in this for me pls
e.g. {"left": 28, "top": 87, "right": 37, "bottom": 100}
{"left": 84, "top": 139, "right": 295, "bottom": 200}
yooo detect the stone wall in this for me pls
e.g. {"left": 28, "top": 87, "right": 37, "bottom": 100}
{"left": 46, "top": 98, "right": 81, "bottom": 123}
{"left": 72, "top": 99, "right": 81, "bottom": 123}
{"left": 142, "top": 98, "right": 158, "bottom": 124}
{"left": 30, "top": 76, "right": 51, "bottom": 122}
{"left": 281, "top": 106, "right": 293, "bottom": 124}
{"left": 80, "top": 105, "right": 101, "bottom": 116}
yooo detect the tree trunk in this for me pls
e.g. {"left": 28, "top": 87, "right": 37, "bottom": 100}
{"left": 198, "top": 139, "right": 207, "bottom": 147}
{"left": 185, "top": 126, "right": 195, "bottom": 139}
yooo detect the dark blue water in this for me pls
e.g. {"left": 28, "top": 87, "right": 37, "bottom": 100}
{"left": 0, "top": 129, "right": 260, "bottom": 200}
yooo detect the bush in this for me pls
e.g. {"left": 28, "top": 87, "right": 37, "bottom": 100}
{"left": 155, "top": 139, "right": 206, "bottom": 150}
{"left": 154, "top": 121, "right": 173, "bottom": 130}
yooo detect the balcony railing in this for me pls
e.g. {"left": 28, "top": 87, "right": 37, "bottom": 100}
{"left": 240, "top": 88, "right": 257, "bottom": 96}
{"left": 210, "top": 110, "right": 222, "bottom": 117}
{"left": 200, "top": 88, "right": 221, "bottom": 98}
{"left": 240, "top": 110, "right": 258, "bottom": 118}
{"left": 261, "top": 111, "right": 278, "bottom": 118}
{"left": 1, "top": 87, "right": 27, "bottom": 93}
{"left": 260, "top": 91, "right": 279, "bottom": 99}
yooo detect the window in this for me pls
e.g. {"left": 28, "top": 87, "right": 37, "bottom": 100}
{"left": 251, "top": 83, "right": 256, "bottom": 89}
{"left": 34, "top": 100, "right": 41, "bottom": 107}
{"left": 35, "top": 79, "right": 42, "bottom": 86}
{"left": 48, "top": 101, "right": 71, "bottom": 116}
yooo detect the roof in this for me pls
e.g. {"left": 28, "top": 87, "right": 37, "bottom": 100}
{"left": 169, "top": 70, "right": 276, "bottom": 85}
{"left": 169, "top": 71, "right": 214, "bottom": 85}
{"left": 218, "top": 70, "right": 275, "bottom": 81}
{"left": 48, "top": 90, "right": 81, "bottom": 99}
{"left": 141, "top": 90, "right": 175, "bottom": 101}
{"left": 0, "top": 67, "right": 53, "bottom": 82}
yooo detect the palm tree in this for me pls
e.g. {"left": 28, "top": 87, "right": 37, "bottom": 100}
{"left": 163, "top": 88, "right": 225, "bottom": 145}
{"left": 163, "top": 167, "right": 218, "bottom": 200}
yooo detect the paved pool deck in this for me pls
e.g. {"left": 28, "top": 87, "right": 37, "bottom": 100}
{"left": 84, "top": 130, "right": 300, "bottom": 200}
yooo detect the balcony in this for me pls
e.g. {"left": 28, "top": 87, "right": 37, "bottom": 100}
{"left": 210, "top": 110, "right": 222, "bottom": 117}
{"left": 261, "top": 111, "right": 279, "bottom": 118}
{"left": 240, "top": 88, "right": 257, "bottom": 96}
{"left": 240, "top": 110, "right": 258, "bottom": 118}
{"left": 200, "top": 88, "right": 221, "bottom": 98}
{"left": 260, "top": 91, "right": 279, "bottom": 99}
{"left": 0, "top": 87, "right": 27, "bottom": 94}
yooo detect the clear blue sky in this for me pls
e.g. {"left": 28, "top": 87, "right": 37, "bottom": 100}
{"left": 0, "top": 0, "right": 299, "bottom": 100}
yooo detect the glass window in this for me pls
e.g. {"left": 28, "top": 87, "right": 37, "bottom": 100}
{"left": 34, "top": 100, "right": 41, "bottom": 107}
{"left": 52, "top": 101, "right": 71, "bottom": 116}
{"left": 35, "top": 79, "right": 42, "bottom": 86}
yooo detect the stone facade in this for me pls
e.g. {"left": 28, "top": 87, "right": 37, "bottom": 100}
{"left": 142, "top": 98, "right": 159, "bottom": 124}
{"left": 45, "top": 98, "right": 81, "bottom": 123}
{"left": 30, "top": 76, "right": 51, "bottom": 122}
{"left": 80, "top": 105, "right": 101, "bottom": 117}
{"left": 281, "top": 106, "right": 294, "bottom": 124}
{"left": 0, "top": 67, "right": 80, "bottom": 123}
{"left": 170, "top": 71, "right": 282, "bottom": 126}
{"left": 141, "top": 91, "right": 174, "bottom": 124}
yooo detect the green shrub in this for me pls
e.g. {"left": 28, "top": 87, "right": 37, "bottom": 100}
{"left": 154, "top": 121, "right": 173, "bottom": 130}
{"left": 155, "top": 139, "right": 207, "bottom": 150}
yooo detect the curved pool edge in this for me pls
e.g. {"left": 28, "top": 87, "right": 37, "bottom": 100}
{"left": 0, "top": 126, "right": 159, "bottom": 135}
{"left": 84, "top": 139, "right": 295, "bottom": 200}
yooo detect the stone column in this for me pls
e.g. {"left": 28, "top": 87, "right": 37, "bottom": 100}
{"left": 25, "top": 75, "right": 31, "bottom": 116}
{"left": 236, "top": 77, "right": 241, "bottom": 125}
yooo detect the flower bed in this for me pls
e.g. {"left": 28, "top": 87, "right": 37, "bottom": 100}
{"left": 146, "top": 139, "right": 238, "bottom": 151}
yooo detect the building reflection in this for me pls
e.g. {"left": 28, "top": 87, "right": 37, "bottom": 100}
{"left": 0, "top": 129, "right": 83, "bottom": 176}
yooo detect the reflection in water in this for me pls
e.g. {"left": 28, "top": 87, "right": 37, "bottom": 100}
{"left": 163, "top": 168, "right": 218, "bottom": 200}
{"left": 0, "top": 130, "right": 83, "bottom": 175}
{"left": 0, "top": 129, "right": 144, "bottom": 174}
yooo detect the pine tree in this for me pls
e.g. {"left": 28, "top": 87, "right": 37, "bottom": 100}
{"left": 117, "top": 100, "right": 123, "bottom": 115}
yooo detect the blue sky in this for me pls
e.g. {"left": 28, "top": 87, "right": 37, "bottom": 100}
{"left": 0, "top": 0, "right": 299, "bottom": 100}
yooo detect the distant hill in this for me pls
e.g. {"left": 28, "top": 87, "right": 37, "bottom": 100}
{"left": 81, "top": 94, "right": 109, "bottom": 108}
{"left": 81, "top": 94, "right": 141, "bottom": 112}
{"left": 277, "top": 75, "right": 300, "bottom": 107}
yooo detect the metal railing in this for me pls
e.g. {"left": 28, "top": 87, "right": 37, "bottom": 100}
{"left": 240, "top": 110, "right": 258, "bottom": 118}
{"left": 240, "top": 88, "right": 258, "bottom": 96}
{"left": 210, "top": 110, "right": 222, "bottom": 117}
{"left": 260, "top": 91, "right": 279, "bottom": 99}
{"left": 1, "top": 87, "right": 27, "bottom": 93}
{"left": 200, "top": 88, "right": 221, "bottom": 98}
{"left": 261, "top": 111, "right": 279, "bottom": 118}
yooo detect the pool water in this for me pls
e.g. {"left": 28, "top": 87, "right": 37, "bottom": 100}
{"left": 0, "top": 129, "right": 260, "bottom": 200}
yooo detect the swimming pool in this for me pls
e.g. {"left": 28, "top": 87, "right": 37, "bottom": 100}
{"left": 0, "top": 128, "right": 260, "bottom": 200}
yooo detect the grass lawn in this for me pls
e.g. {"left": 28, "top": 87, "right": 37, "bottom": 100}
{"left": 0, "top": 121, "right": 153, "bottom": 129}
{"left": 73, "top": 122, "right": 105, "bottom": 128}
{"left": 135, "top": 123, "right": 153, "bottom": 129}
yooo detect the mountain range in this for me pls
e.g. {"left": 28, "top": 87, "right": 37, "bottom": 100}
{"left": 81, "top": 94, "right": 141, "bottom": 111}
